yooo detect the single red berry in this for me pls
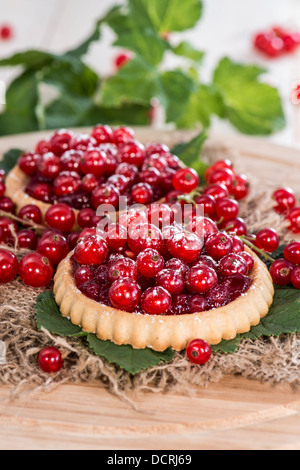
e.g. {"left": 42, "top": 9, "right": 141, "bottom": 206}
{"left": 37, "top": 233, "right": 69, "bottom": 266}
{"left": 19, "top": 252, "right": 53, "bottom": 287}
{"left": 216, "top": 197, "right": 239, "bottom": 221}
{"left": 17, "top": 229, "right": 38, "bottom": 250}
{"left": 269, "top": 258, "right": 294, "bottom": 286}
{"left": 107, "top": 174, "right": 130, "bottom": 194}
{"left": 118, "top": 140, "right": 145, "bottom": 168}
{"left": 239, "top": 251, "right": 254, "bottom": 273}
{"left": 49, "top": 129, "right": 74, "bottom": 156}
{"left": 118, "top": 209, "right": 147, "bottom": 232}
{"left": 128, "top": 223, "right": 164, "bottom": 255}
{"left": 0, "top": 196, "right": 15, "bottom": 214}
{"left": 286, "top": 207, "right": 300, "bottom": 233}
{"left": 109, "top": 278, "right": 141, "bottom": 312}
{"left": 194, "top": 194, "right": 216, "bottom": 217}
{"left": 81, "top": 173, "right": 100, "bottom": 194}
{"left": 255, "top": 228, "right": 279, "bottom": 253}
{"left": 140, "top": 167, "right": 161, "bottom": 187}
{"left": 0, "top": 249, "right": 19, "bottom": 283}
{"left": 204, "top": 159, "right": 233, "bottom": 182}
{"left": 0, "top": 216, "right": 18, "bottom": 245}
{"left": 205, "top": 231, "right": 233, "bottom": 261}
{"left": 37, "top": 152, "right": 61, "bottom": 179}
{"left": 232, "top": 174, "right": 250, "bottom": 200}
{"left": 38, "top": 347, "right": 64, "bottom": 373}
{"left": 231, "top": 235, "right": 245, "bottom": 254}
{"left": 136, "top": 248, "right": 164, "bottom": 279}
{"left": 91, "top": 184, "right": 120, "bottom": 210}
{"left": 202, "top": 183, "right": 229, "bottom": 201}
{"left": 186, "top": 216, "right": 218, "bottom": 242}
{"left": 74, "top": 234, "right": 108, "bottom": 265}
{"left": 272, "top": 187, "right": 296, "bottom": 214}
{"left": 80, "top": 148, "right": 107, "bottom": 177}
{"left": 291, "top": 266, "right": 300, "bottom": 289}
{"left": 188, "top": 295, "right": 208, "bottom": 313}
{"left": 19, "top": 204, "right": 42, "bottom": 225}
{"left": 185, "top": 264, "right": 218, "bottom": 294}
{"left": 145, "top": 142, "right": 170, "bottom": 158}
{"left": 115, "top": 162, "right": 139, "bottom": 185}
{"left": 91, "top": 124, "right": 113, "bottom": 144}
{"left": 0, "top": 24, "right": 13, "bottom": 40}
{"left": 172, "top": 167, "right": 199, "bottom": 193}
{"left": 147, "top": 203, "right": 174, "bottom": 229}
{"left": 107, "top": 257, "right": 138, "bottom": 283}
{"left": 284, "top": 241, "right": 300, "bottom": 265}
{"left": 60, "top": 149, "right": 83, "bottom": 174}
{"left": 18, "top": 151, "right": 40, "bottom": 176}
{"left": 72, "top": 133, "right": 97, "bottom": 152}
{"left": 218, "top": 253, "right": 249, "bottom": 278}
{"left": 112, "top": 127, "right": 135, "bottom": 147}
{"left": 141, "top": 286, "right": 172, "bottom": 315}
{"left": 221, "top": 217, "right": 248, "bottom": 236}
{"left": 25, "top": 181, "right": 53, "bottom": 203}
{"left": 191, "top": 254, "right": 218, "bottom": 270}
{"left": 167, "top": 230, "right": 203, "bottom": 263}
{"left": 45, "top": 203, "right": 75, "bottom": 233}
{"left": 156, "top": 268, "right": 185, "bottom": 295}
{"left": 142, "top": 155, "right": 168, "bottom": 172}
{"left": 67, "top": 232, "right": 81, "bottom": 251}
{"left": 74, "top": 265, "right": 94, "bottom": 286}
{"left": 35, "top": 139, "right": 51, "bottom": 155}
{"left": 114, "top": 51, "right": 132, "bottom": 69}
{"left": 165, "top": 257, "right": 189, "bottom": 276}
{"left": 207, "top": 168, "right": 235, "bottom": 193}
{"left": 186, "top": 339, "right": 211, "bottom": 365}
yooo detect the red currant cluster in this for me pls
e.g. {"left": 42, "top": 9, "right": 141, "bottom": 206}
{"left": 269, "top": 241, "right": 300, "bottom": 289}
{"left": 254, "top": 26, "right": 300, "bottom": 58}
{"left": 18, "top": 126, "right": 188, "bottom": 212}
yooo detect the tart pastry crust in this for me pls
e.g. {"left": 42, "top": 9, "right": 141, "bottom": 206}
{"left": 53, "top": 247, "right": 274, "bottom": 352}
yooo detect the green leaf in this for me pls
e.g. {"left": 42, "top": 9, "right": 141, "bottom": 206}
{"left": 66, "top": 21, "right": 102, "bottom": 58}
{"left": 172, "top": 41, "right": 205, "bottom": 63}
{"left": 34, "top": 291, "right": 175, "bottom": 375}
{"left": 159, "top": 70, "right": 196, "bottom": 122}
{"left": 213, "top": 57, "right": 286, "bottom": 135}
{"left": 171, "top": 129, "right": 208, "bottom": 176}
{"left": 0, "top": 148, "right": 23, "bottom": 173}
{"left": 35, "top": 291, "right": 85, "bottom": 337}
{"left": 211, "top": 336, "right": 242, "bottom": 354}
{"left": 0, "top": 49, "right": 53, "bottom": 68}
{"left": 128, "top": 0, "right": 203, "bottom": 33}
{"left": 87, "top": 334, "right": 174, "bottom": 375}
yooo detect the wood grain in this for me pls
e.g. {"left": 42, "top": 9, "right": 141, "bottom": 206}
{"left": 0, "top": 128, "right": 299, "bottom": 450}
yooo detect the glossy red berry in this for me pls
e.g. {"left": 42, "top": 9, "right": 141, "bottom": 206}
{"left": 255, "top": 228, "right": 279, "bottom": 253}
{"left": 19, "top": 252, "right": 53, "bottom": 287}
{"left": 185, "top": 264, "right": 218, "bottom": 294}
{"left": 37, "top": 152, "right": 61, "bottom": 179}
{"left": 231, "top": 174, "right": 250, "bottom": 200}
{"left": 136, "top": 248, "right": 164, "bottom": 278}
{"left": 208, "top": 168, "right": 235, "bottom": 193}
{"left": 204, "top": 159, "right": 233, "bottom": 182}
{"left": 74, "top": 265, "right": 94, "bottom": 286}
{"left": 91, "top": 184, "right": 120, "bottom": 210}
{"left": 74, "top": 234, "right": 108, "bottom": 266}
{"left": 202, "top": 183, "right": 229, "bottom": 201}
{"left": 38, "top": 347, "right": 64, "bottom": 373}
{"left": 0, "top": 181, "right": 5, "bottom": 199}
{"left": 128, "top": 223, "right": 163, "bottom": 255}
{"left": 45, "top": 203, "right": 76, "bottom": 232}
{"left": 18, "top": 151, "right": 40, "bottom": 176}
{"left": 269, "top": 258, "right": 294, "bottom": 286}
{"left": 0, "top": 249, "right": 19, "bottom": 283}
{"left": 0, "top": 197, "right": 15, "bottom": 214}
{"left": 0, "top": 24, "right": 13, "bottom": 40}
{"left": 284, "top": 241, "right": 300, "bottom": 265}
{"left": 286, "top": 207, "right": 300, "bottom": 233}
{"left": 141, "top": 286, "right": 172, "bottom": 315}
{"left": 109, "top": 278, "right": 141, "bottom": 312}
{"left": 221, "top": 217, "right": 248, "bottom": 236}
{"left": 0, "top": 216, "right": 18, "bottom": 244}
{"left": 188, "top": 295, "right": 208, "bottom": 313}
{"left": 216, "top": 197, "right": 239, "bottom": 221}
{"left": 112, "top": 127, "right": 135, "bottom": 147}
{"left": 131, "top": 183, "right": 153, "bottom": 205}
{"left": 194, "top": 194, "right": 216, "bottom": 217}
{"left": 186, "top": 339, "right": 211, "bottom": 365}
{"left": 107, "top": 257, "right": 138, "bottom": 283}
{"left": 60, "top": 149, "right": 83, "bottom": 174}
{"left": 118, "top": 140, "right": 145, "bottom": 168}
{"left": 156, "top": 268, "right": 185, "bottom": 295}
{"left": 205, "top": 231, "right": 233, "bottom": 261}
{"left": 167, "top": 230, "right": 203, "bottom": 263}
{"left": 91, "top": 124, "right": 113, "bottom": 144}
{"left": 291, "top": 266, "right": 300, "bottom": 289}
{"left": 17, "top": 229, "right": 38, "bottom": 250}
{"left": 25, "top": 181, "right": 53, "bottom": 203}
{"left": 37, "top": 233, "right": 69, "bottom": 266}
{"left": 172, "top": 167, "right": 199, "bottom": 193}
{"left": 19, "top": 204, "right": 42, "bottom": 225}
{"left": 80, "top": 148, "right": 107, "bottom": 177}
{"left": 239, "top": 251, "right": 254, "bottom": 274}
{"left": 49, "top": 129, "right": 74, "bottom": 156}
{"left": 165, "top": 257, "right": 189, "bottom": 276}
{"left": 218, "top": 253, "right": 249, "bottom": 278}
{"left": 104, "top": 223, "right": 128, "bottom": 251}
{"left": 272, "top": 187, "right": 296, "bottom": 214}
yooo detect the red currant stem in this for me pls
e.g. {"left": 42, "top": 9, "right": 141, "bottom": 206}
{"left": 0, "top": 210, "right": 45, "bottom": 232}
{"left": 216, "top": 217, "right": 224, "bottom": 225}
{"left": 240, "top": 235, "right": 275, "bottom": 263}
{"left": 177, "top": 194, "right": 197, "bottom": 207}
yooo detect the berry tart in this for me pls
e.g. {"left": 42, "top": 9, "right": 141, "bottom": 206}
{"left": 53, "top": 212, "right": 274, "bottom": 352}
{"left": 5, "top": 125, "right": 183, "bottom": 231}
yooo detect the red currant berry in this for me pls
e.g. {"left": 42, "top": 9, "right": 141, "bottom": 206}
{"left": 37, "top": 233, "right": 69, "bottom": 266}
{"left": 109, "top": 278, "right": 141, "bottom": 312}
{"left": 208, "top": 168, "right": 235, "bottom": 193}
{"left": 141, "top": 286, "right": 172, "bottom": 315}
{"left": 60, "top": 149, "right": 83, "bottom": 174}
{"left": 112, "top": 127, "right": 135, "bottom": 147}
{"left": 165, "top": 257, "right": 189, "bottom": 276}
{"left": 72, "top": 133, "right": 97, "bottom": 152}
{"left": 74, "top": 234, "right": 108, "bottom": 266}
{"left": 104, "top": 223, "right": 127, "bottom": 251}
{"left": 0, "top": 197, "right": 15, "bottom": 214}
{"left": 147, "top": 203, "right": 174, "bottom": 229}
{"left": 185, "top": 264, "right": 218, "bottom": 294}
{"left": 156, "top": 268, "right": 185, "bottom": 295}
{"left": 131, "top": 183, "right": 153, "bottom": 205}
{"left": 167, "top": 230, "right": 203, "bottom": 263}
{"left": 232, "top": 174, "right": 250, "bottom": 200}
{"left": 205, "top": 231, "right": 233, "bottom": 261}
{"left": 74, "top": 265, "right": 94, "bottom": 286}
{"left": 0, "top": 181, "right": 5, "bottom": 199}
{"left": 106, "top": 174, "right": 129, "bottom": 194}
{"left": 239, "top": 251, "right": 254, "bottom": 273}
{"left": 255, "top": 228, "right": 279, "bottom": 253}
{"left": 254, "top": 31, "right": 274, "bottom": 51}
{"left": 80, "top": 148, "right": 107, "bottom": 177}
{"left": 118, "top": 140, "right": 145, "bottom": 168}
{"left": 194, "top": 194, "right": 216, "bottom": 217}
{"left": 37, "top": 152, "right": 61, "bottom": 179}
{"left": 128, "top": 223, "right": 163, "bottom": 255}
{"left": 19, "top": 252, "right": 53, "bottom": 287}
{"left": 91, "top": 124, "right": 113, "bottom": 144}
{"left": 188, "top": 294, "right": 208, "bottom": 313}
{"left": 67, "top": 232, "right": 81, "bottom": 251}
{"left": 0, "top": 249, "right": 19, "bottom": 283}
{"left": 284, "top": 241, "right": 300, "bottom": 265}
{"left": 204, "top": 159, "right": 233, "bottom": 182}
{"left": 108, "top": 257, "right": 138, "bottom": 283}
{"left": 18, "top": 151, "right": 40, "bottom": 176}
{"left": 0, "top": 24, "right": 13, "bottom": 40}
{"left": 19, "top": 204, "right": 42, "bottom": 225}
{"left": 114, "top": 51, "right": 132, "bottom": 70}
{"left": 45, "top": 203, "right": 76, "bottom": 232}
{"left": 291, "top": 266, "right": 300, "bottom": 289}
{"left": 269, "top": 258, "right": 294, "bottom": 286}
{"left": 191, "top": 254, "right": 218, "bottom": 270}
{"left": 81, "top": 173, "right": 100, "bottom": 194}
{"left": 272, "top": 187, "right": 296, "bottom": 214}
{"left": 218, "top": 253, "right": 248, "bottom": 278}
{"left": 91, "top": 184, "right": 120, "bottom": 210}
{"left": 35, "top": 139, "right": 51, "bottom": 155}
{"left": 286, "top": 207, "right": 300, "bottom": 233}
{"left": 136, "top": 248, "right": 164, "bottom": 278}
{"left": 202, "top": 183, "right": 229, "bottom": 201}
{"left": 172, "top": 167, "right": 199, "bottom": 193}
{"left": 0, "top": 216, "right": 18, "bottom": 244}
{"left": 49, "top": 129, "right": 74, "bottom": 156}
{"left": 186, "top": 339, "right": 211, "bottom": 365}
{"left": 118, "top": 209, "right": 147, "bottom": 232}
{"left": 231, "top": 235, "right": 245, "bottom": 254}
{"left": 25, "top": 181, "right": 53, "bottom": 203}
{"left": 186, "top": 216, "right": 218, "bottom": 241}
{"left": 215, "top": 197, "right": 239, "bottom": 221}
{"left": 221, "top": 217, "right": 248, "bottom": 236}
{"left": 140, "top": 167, "right": 161, "bottom": 186}
{"left": 115, "top": 162, "right": 139, "bottom": 185}
{"left": 17, "top": 229, "right": 38, "bottom": 250}
{"left": 38, "top": 347, "right": 64, "bottom": 373}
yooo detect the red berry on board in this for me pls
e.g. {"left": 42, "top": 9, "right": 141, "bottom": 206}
{"left": 17, "top": 229, "right": 38, "bottom": 250}
{"left": 38, "top": 347, "right": 64, "bottom": 373}
{"left": 186, "top": 339, "right": 211, "bottom": 365}
{"left": 141, "top": 286, "right": 172, "bottom": 315}
{"left": 19, "top": 252, "right": 53, "bottom": 287}
{"left": 45, "top": 203, "right": 76, "bottom": 233}
{"left": 215, "top": 197, "right": 239, "bottom": 221}
{"left": 269, "top": 258, "right": 294, "bottom": 286}
{"left": 109, "top": 278, "right": 141, "bottom": 312}
{"left": 37, "top": 233, "right": 69, "bottom": 266}
{"left": 231, "top": 174, "right": 250, "bottom": 200}
{"left": 207, "top": 168, "right": 235, "bottom": 193}
{"left": 284, "top": 241, "right": 300, "bottom": 265}
{"left": 255, "top": 228, "right": 279, "bottom": 253}
{"left": 0, "top": 249, "right": 19, "bottom": 284}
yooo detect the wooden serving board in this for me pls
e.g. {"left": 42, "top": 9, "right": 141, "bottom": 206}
{"left": 0, "top": 128, "right": 299, "bottom": 451}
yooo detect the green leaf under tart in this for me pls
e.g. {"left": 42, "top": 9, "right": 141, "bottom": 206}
{"left": 212, "top": 57, "right": 286, "bottom": 135}
{"left": 0, "top": 148, "right": 23, "bottom": 173}
{"left": 34, "top": 291, "right": 174, "bottom": 375}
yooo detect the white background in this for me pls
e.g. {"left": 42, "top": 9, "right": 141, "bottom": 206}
{"left": 0, "top": 0, "right": 300, "bottom": 147}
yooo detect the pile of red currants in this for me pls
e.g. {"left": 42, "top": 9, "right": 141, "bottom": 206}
{"left": 254, "top": 25, "right": 300, "bottom": 58}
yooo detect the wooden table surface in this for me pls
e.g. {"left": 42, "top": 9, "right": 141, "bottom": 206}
{"left": 0, "top": 128, "right": 299, "bottom": 450}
